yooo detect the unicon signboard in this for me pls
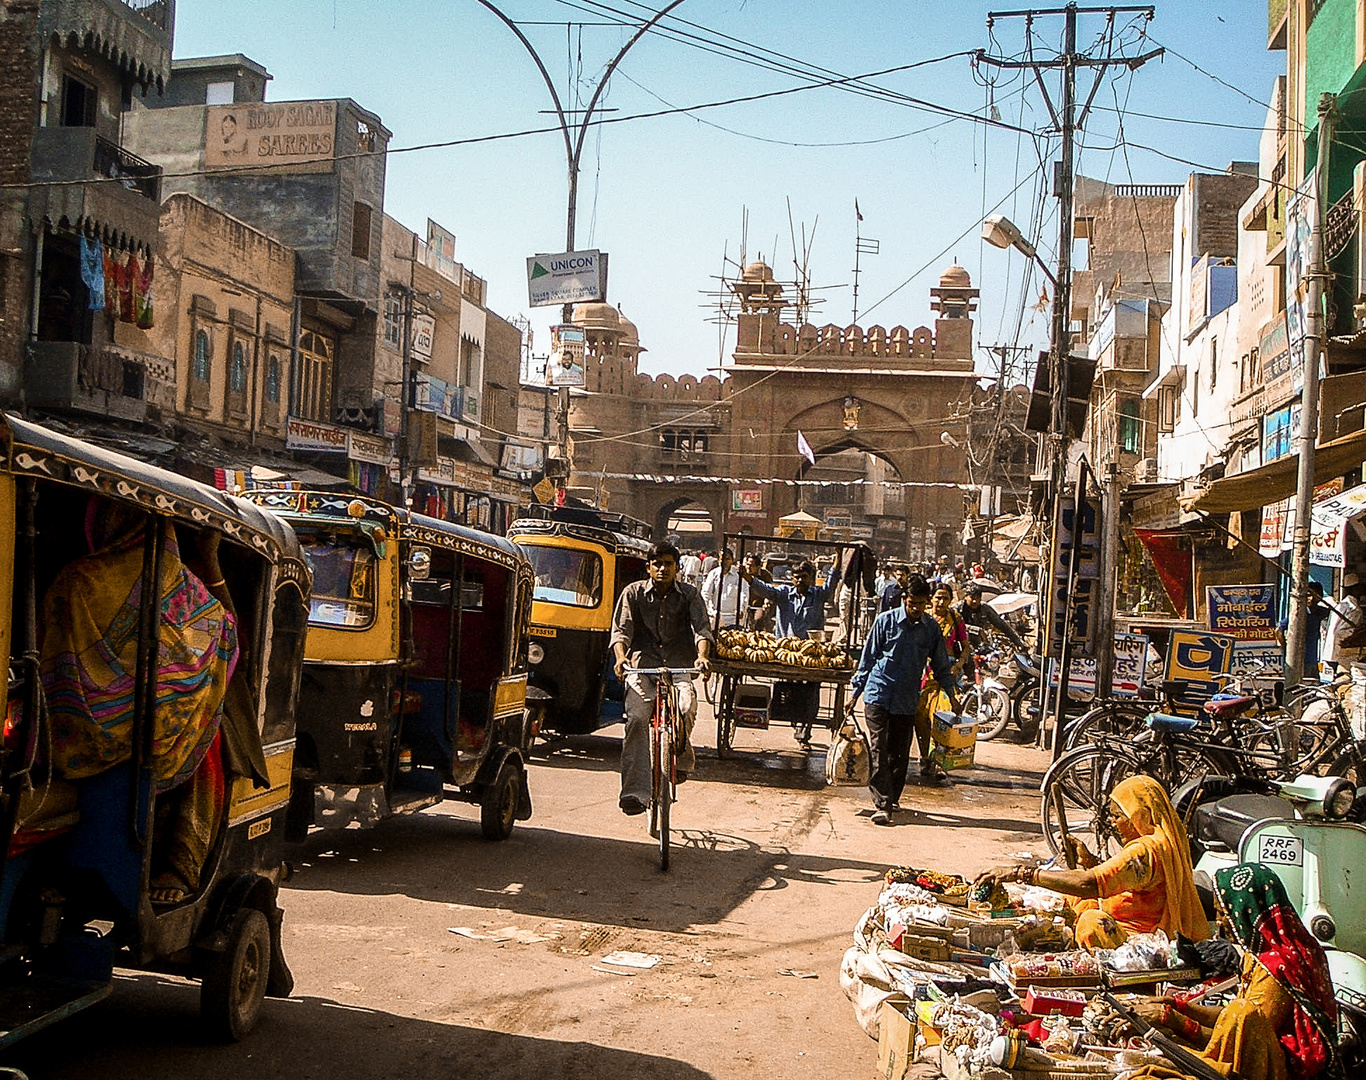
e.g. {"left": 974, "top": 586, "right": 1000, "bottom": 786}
{"left": 527, "top": 250, "right": 608, "bottom": 307}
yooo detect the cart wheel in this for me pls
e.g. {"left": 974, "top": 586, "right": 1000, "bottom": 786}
{"left": 716, "top": 677, "right": 736, "bottom": 759}
{"left": 480, "top": 758, "right": 521, "bottom": 841}
{"left": 201, "top": 908, "right": 271, "bottom": 1041}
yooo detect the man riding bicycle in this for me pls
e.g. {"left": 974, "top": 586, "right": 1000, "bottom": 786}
{"left": 610, "top": 542, "right": 714, "bottom": 816}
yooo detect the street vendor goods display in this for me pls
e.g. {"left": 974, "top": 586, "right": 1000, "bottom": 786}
{"left": 714, "top": 628, "right": 854, "bottom": 669}
{"left": 843, "top": 854, "right": 1354, "bottom": 1080}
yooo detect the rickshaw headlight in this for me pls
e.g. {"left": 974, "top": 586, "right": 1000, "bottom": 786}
{"left": 527, "top": 642, "right": 545, "bottom": 665}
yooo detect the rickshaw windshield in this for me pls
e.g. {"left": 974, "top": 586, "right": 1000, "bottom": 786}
{"left": 297, "top": 530, "right": 377, "bottom": 629}
{"left": 528, "top": 546, "right": 603, "bottom": 608}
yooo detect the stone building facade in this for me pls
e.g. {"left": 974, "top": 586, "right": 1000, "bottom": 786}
{"left": 566, "top": 262, "right": 979, "bottom": 559}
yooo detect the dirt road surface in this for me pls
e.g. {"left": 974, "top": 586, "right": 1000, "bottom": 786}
{"left": 3, "top": 702, "right": 1052, "bottom": 1080}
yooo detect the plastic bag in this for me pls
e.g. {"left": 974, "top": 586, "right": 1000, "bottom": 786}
{"left": 827, "top": 721, "right": 870, "bottom": 786}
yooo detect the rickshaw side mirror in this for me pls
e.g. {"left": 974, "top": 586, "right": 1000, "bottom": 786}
{"left": 408, "top": 546, "right": 432, "bottom": 581}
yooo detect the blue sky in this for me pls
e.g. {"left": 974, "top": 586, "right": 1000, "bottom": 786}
{"left": 171, "top": 2, "right": 1284, "bottom": 381}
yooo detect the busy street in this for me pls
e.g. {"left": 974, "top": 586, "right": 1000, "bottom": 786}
{"left": 1, "top": 0, "right": 1365, "bottom": 1078}
{"left": 3, "top": 714, "right": 1047, "bottom": 1080}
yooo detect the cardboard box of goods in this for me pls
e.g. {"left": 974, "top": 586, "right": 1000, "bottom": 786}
{"left": 932, "top": 711, "right": 979, "bottom": 749}
{"left": 877, "top": 1000, "right": 917, "bottom": 1080}
{"left": 914, "top": 1000, "right": 943, "bottom": 1047}
{"left": 1022, "top": 986, "right": 1088, "bottom": 1017}
{"left": 894, "top": 933, "right": 953, "bottom": 963}
{"left": 930, "top": 743, "right": 976, "bottom": 771}
{"left": 733, "top": 683, "right": 770, "bottom": 729}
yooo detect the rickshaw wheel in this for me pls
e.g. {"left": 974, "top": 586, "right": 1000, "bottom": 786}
{"left": 202, "top": 908, "right": 271, "bottom": 1041}
{"left": 481, "top": 758, "right": 521, "bottom": 841}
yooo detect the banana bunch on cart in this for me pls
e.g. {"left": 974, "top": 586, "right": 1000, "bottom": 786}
{"left": 715, "top": 629, "right": 854, "bottom": 670}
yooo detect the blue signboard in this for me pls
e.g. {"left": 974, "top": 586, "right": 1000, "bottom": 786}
{"left": 1206, "top": 584, "right": 1278, "bottom": 641}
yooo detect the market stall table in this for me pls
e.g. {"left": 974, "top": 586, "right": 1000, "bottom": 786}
{"left": 711, "top": 654, "right": 853, "bottom": 757}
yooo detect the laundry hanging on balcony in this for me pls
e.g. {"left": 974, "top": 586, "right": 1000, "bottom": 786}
{"left": 133, "top": 256, "right": 154, "bottom": 329}
{"left": 102, "top": 248, "right": 120, "bottom": 317}
{"left": 79, "top": 236, "right": 104, "bottom": 312}
{"left": 119, "top": 251, "right": 139, "bottom": 323}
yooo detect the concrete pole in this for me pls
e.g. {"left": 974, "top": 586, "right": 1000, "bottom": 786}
{"left": 1285, "top": 93, "right": 1336, "bottom": 689}
{"left": 1095, "top": 461, "right": 1120, "bottom": 697}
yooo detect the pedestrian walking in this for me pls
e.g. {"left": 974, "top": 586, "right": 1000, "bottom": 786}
{"left": 846, "top": 574, "right": 960, "bottom": 824}
{"left": 701, "top": 548, "right": 749, "bottom": 628}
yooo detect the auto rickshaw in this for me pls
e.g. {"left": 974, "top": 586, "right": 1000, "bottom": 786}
{"left": 245, "top": 491, "right": 536, "bottom": 841}
{"left": 0, "top": 414, "right": 310, "bottom": 1045}
{"left": 506, "top": 505, "right": 651, "bottom": 734}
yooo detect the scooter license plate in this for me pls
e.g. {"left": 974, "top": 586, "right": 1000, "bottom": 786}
{"left": 1256, "top": 834, "right": 1303, "bottom": 867}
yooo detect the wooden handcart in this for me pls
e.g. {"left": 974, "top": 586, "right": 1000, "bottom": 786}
{"left": 712, "top": 655, "right": 853, "bottom": 757}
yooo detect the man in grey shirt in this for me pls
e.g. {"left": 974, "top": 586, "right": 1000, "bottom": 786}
{"left": 610, "top": 542, "right": 713, "bottom": 815}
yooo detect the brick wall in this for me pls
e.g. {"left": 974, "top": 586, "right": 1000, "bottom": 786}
{"left": 0, "top": 2, "right": 39, "bottom": 400}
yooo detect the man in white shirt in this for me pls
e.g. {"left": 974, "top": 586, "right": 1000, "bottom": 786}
{"left": 679, "top": 550, "right": 703, "bottom": 586}
{"left": 702, "top": 548, "right": 749, "bottom": 628}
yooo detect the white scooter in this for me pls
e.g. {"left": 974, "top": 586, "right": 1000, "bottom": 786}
{"left": 1191, "top": 775, "right": 1366, "bottom": 1070}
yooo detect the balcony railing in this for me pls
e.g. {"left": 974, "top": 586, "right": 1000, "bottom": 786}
{"left": 93, "top": 136, "right": 161, "bottom": 202}
{"left": 1112, "top": 184, "right": 1183, "bottom": 199}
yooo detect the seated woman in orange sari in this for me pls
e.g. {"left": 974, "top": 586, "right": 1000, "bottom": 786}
{"left": 1128, "top": 862, "right": 1341, "bottom": 1080}
{"left": 39, "top": 501, "right": 239, "bottom": 902}
{"left": 976, "top": 774, "right": 1210, "bottom": 949}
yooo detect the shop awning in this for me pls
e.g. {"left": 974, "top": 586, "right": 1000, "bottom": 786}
{"left": 1180, "top": 428, "right": 1366, "bottom": 515}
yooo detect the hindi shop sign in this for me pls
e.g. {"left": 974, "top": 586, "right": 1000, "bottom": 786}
{"left": 526, "top": 250, "right": 607, "bottom": 308}
{"left": 1206, "top": 584, "right": 1278, "bottom": 641}
{"left": 1112, "top": 633, "right": 1151, "bottom": 697}
{"left": 286, "top": 416, "right": 349, "bottom": 453}
{"left": 1163, "top": 630, "right": 1237, "bottom": 714}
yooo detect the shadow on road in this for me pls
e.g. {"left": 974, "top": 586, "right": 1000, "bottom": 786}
{"left": 1, "top": 973, "right": 716, "bottom": 1080}
{"left": 282, "top": 813, "right": 886, "bottom": 932}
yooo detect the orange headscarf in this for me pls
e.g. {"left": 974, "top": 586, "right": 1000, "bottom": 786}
{"left": 1109, "top": 775, "right": 1210, "bottom": 942}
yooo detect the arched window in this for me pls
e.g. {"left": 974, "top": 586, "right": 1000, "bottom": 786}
{"left": 230, "top": 341, "right": 248, "bottom": 392}
{"left": 193, "top": 329, "right": 211, "bottom": 381}
{"left": 1119, "top": 398, "right": 1142, "bottom": 455}
{"left": 266, "top": 355, "right": 281, "bottom": 403}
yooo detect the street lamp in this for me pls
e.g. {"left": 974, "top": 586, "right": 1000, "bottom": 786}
{"left": 981, "top": 215, "right": 1057, "bottom": 287}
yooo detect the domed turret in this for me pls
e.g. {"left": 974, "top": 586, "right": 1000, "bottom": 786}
{"left": 617, "top": 307, "right": 639, "bottom": 346}
{"left": 742, "top": 260, "right": 775, "bottom": 283}
{"left": 571, "top": 302, "right": 621, "bottom": 333}
{"left": 930, "top": 260, "right": 979, "bottom": 320}
{"left": 938, "top": 263, "right": 972, "bottom": 289}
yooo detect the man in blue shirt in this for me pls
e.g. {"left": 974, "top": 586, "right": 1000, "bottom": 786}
{"left": 745, "top": 559, "right": 834, "bottom": 747}
{"left": 1277, "top": 581, "right": 1329, "bottom": 682}
{"left": 847, "top": 573, "right": 960, "bottom": 824}
{"left": 878, "top": 563, "right": 909, "bottom": 613}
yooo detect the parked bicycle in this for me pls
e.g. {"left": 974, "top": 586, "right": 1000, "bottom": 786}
{"left": 623, "top": 666, "right": 697, "bottom": 871}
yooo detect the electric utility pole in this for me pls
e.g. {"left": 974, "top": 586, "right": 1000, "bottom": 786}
{"left": 477, "top": 1, "right": 686, "bottom": 501}
{"left": 1285, "top": 93, "right": 1337, "bottom": 689}
{"left": 977, "top": 4, "right": 1161, "bottom": 745}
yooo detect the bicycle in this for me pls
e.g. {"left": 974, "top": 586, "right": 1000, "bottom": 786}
{"left": 623, "top": 665, "right": 697, "bottom": 871}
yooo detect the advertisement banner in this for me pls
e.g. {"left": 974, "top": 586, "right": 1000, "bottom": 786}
{"left": 1164, "top": 630, "right": 1237, "bottom": 714}
{"left": 1310, "top": 481, "right": 1366, "bottom": 568}
{"left": 1231, "top": 640, "right": 1284, "bottom": 680}
{"left": 410, "top": 313, "right": 435, "bottom": 361}
{"left": 1112, "top": 633, "right": 1150, "bottom": 697}
{"left": 1260, "top": 498, "right": 1291, "bottom": 557}
{"left": 732, "top": 488, "right": 764, "bottom": 511}
{"left": 286, "top": 416, "right": 348, "bottom": 453}
{"left": 1206, "top": 584, "right": 1278, "bottom": 641}
{"left": 1047, "top": 490, "right": 1101, "bottom": 656}
{"left": 206, "top": 102, "right": 336, "bottom": 169}
{"left": 527, "top": 250, "right": 607, "bottom": 307}
{"left": 547, "top": 325, "right": 587, "bottom": 387}
{"left": 424, "top": 218, "right": 458, "bottom": 279}
{"left": 347, "top": 431, "right": 392, "bottom": 465}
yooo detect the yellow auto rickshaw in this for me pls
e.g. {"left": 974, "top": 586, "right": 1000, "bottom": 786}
{"left": 0, "top": 414, "right": 309, "bottom": 1045}
{"left": 245, "top": 491, "right": 536, "bottom": 841}
{"left": 507, "top": 505, "right": 651, "bottom": 734}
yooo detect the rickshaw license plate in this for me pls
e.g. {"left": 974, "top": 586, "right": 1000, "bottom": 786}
{"left": 1257, "top": 834, "right": 1302, "bottom": 866}
{"left": 247, "top": 818, "right": 273, "bottom": 840}
{"left": 529, "top": 626, "right": 558, "bottom": 638}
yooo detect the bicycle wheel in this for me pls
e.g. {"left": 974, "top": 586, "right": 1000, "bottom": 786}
{"left": 1040, "top": 744, "right": 1145, "bottom": 859}
{"left": 657, "top": 708, "right": 673, "bottom": 872}
{"left": 969, "top": 685, "right": 1012, "bottom": 741}
{"left": 1130, "top": 729, "right": 1240, "bottom": 792}
{"left": 1062, "top": 700, "right": 1151, "bottom": 751}
{"left": 715, "top": 676, "right": 736, "bottom": 759}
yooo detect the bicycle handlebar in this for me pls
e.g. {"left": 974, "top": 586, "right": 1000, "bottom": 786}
{"left": 622, "top": 666, "right": 701, "bottom": 677}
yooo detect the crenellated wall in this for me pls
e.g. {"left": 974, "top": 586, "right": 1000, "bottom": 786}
{"left": 739, "top": 317, "right": 973, "bottom": 364}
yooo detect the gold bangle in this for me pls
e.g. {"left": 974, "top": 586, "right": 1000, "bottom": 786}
{"left": 205, "top": 578, "right": 226, "bottom": 588}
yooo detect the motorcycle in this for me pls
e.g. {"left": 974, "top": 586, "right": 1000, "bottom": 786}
{"left": 1191, "top": 775, "right": 1366, "bottom": 1071}
{"left": 966, "top": 649, "right": 1014, "bottom": 741}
